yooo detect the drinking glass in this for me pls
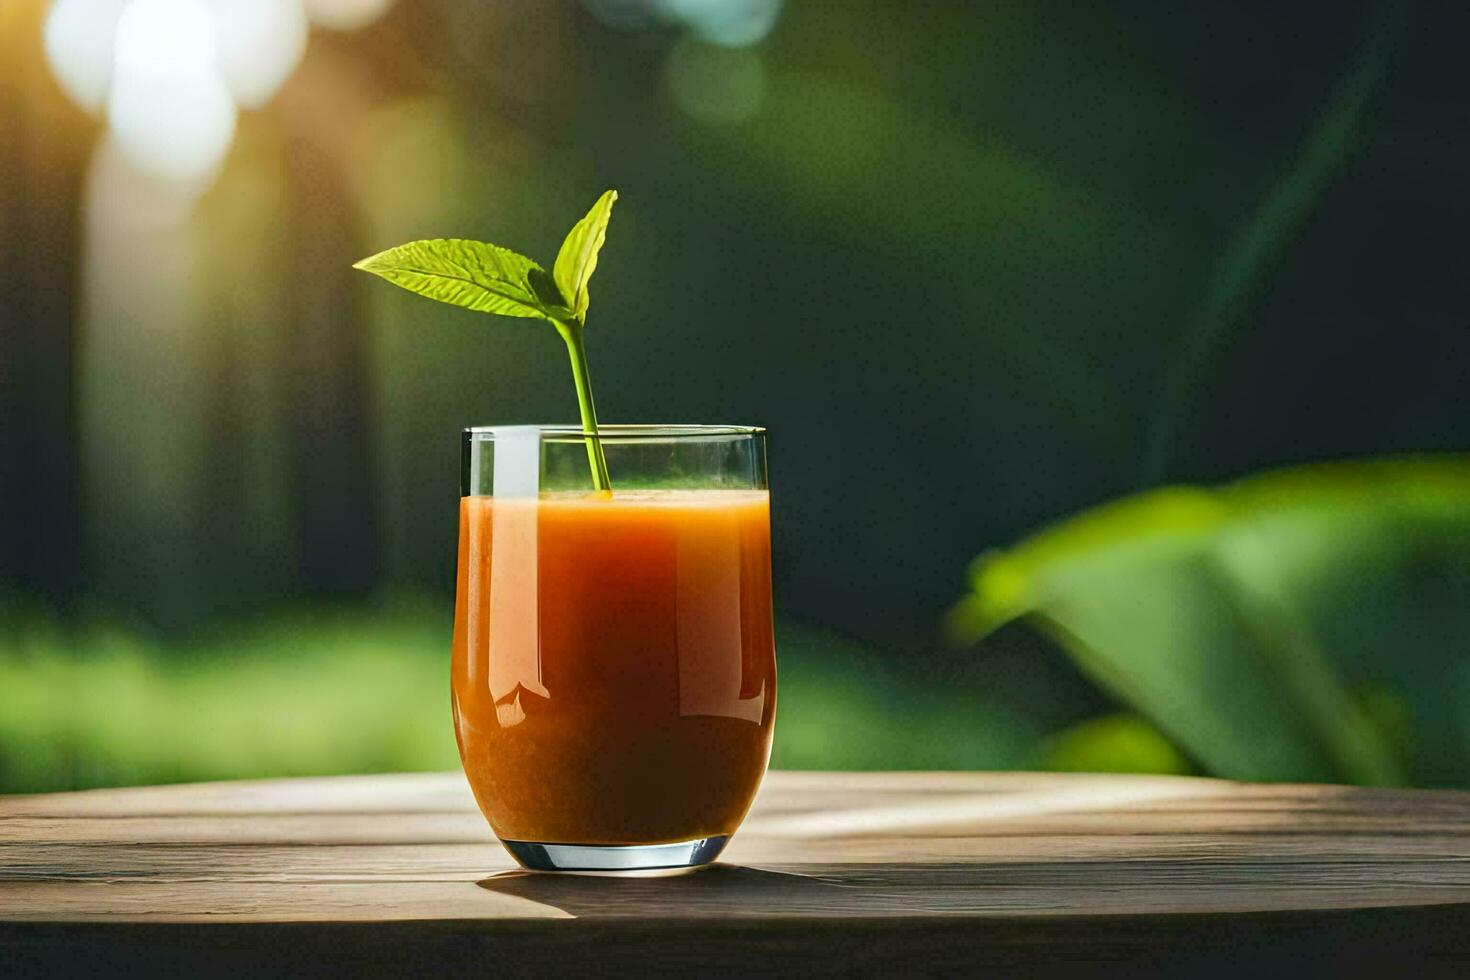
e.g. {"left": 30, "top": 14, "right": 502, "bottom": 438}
{"left": 451, "top": 425, "right": 776, "bottom": 872}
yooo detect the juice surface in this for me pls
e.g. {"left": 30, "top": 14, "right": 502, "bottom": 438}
{"left": 451, "top": 489, "right": 776, "bottom": 845}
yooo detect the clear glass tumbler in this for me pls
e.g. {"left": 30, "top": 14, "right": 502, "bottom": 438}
{"left": 451, "top": 425, "right": 776, "bottom": 872}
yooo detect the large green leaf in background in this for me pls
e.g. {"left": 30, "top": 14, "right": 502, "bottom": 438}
{"left": 949, "top": 456, "right": 1470, "bottom": 787}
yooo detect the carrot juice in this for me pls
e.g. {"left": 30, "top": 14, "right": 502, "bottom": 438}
{"left": 451, "top": 489, "right": 777, "bottom": 848}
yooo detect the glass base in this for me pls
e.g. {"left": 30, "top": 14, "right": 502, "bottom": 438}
{"left": 502, "top": 836, "right": 729, "bottom": 873}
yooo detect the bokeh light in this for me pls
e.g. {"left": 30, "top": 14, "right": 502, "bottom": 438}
{"left": 40, "top": 0, "right": 394, "bottom": 190}
{"left": 301, "top": 0, "right": 394, "bottom": 32}
{"left": 204, "top": 0, "right": 308, "bottom": 109}
{"left": 107, "top": 0, "right": 237, "bottom": 184}
{"left": 42, "top": 0, "right": 129, "bottom": 115}
{"left": 583, "top": 0, "right": 783, "bottom": 47}
{"left": 658, "top": 0, "right": 782, "bottom": 48}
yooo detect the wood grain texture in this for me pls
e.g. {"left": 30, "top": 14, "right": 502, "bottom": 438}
{"left": 4, "top": 771, "right": 1470, "bottom": 975}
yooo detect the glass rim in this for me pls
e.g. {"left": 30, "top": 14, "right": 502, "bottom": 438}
{"left": 464, "top": 424, "right": 765, "bottom": 443}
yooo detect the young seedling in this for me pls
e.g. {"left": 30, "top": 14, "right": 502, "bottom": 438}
{"left": 353, "top": 190, "right": 619, "bottom": 490}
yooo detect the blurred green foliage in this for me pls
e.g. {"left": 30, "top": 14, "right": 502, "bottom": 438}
{"left": 1037, "top": 714, "right": 1192, "bottom": 777}
{"left": 9, "top": 455, "right": 1467, "bottom": 795}
{"left": 0, "top": 599, "right": 1042, "bottom": 794}
{"left": 951, "top": 454, "right": 1470, "bottom": 787}
{"left": 0, "top": 598, "right": 457, "bottom": 793}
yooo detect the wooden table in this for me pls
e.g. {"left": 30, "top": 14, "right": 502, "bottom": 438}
{"left": 5, "top": 771, "right": 1470, "bottom": 975}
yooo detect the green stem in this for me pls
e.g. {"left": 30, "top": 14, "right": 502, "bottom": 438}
{"left": 555, "top": 319, "right": 611, "bottom": 492}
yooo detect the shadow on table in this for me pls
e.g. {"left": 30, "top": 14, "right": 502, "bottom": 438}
{"left": 477, "top": 864, "right": 857, "bottom": 918}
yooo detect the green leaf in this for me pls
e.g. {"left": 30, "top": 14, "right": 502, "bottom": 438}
{"left": 553, "top": 189, "right": 618, "bottom": 323}
{"left": 951, "top": 455, "right": 1470, "bottom": 787}
{"left": 352, "top": 198, "right": 617, "bottom": 491}
{"left": 353, "top": 239, "right": 562, "bottom": 320}
{"left": 1037, "top": 714, "right": 1194, "bottom": 776}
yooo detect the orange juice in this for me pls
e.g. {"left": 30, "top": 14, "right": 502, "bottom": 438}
{"left": 451, "top": 489, "right": 776, "bottom": 845}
